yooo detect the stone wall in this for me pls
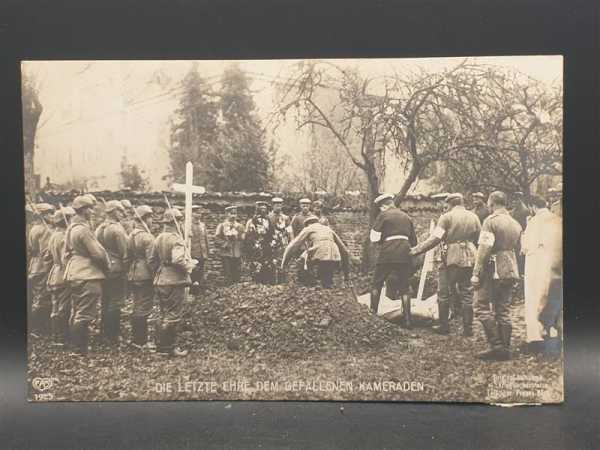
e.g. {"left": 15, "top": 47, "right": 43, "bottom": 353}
{"left": 38, "top": 190, "right": 444, "bottom": 284}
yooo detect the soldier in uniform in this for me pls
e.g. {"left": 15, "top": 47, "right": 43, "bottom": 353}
{"left": 127, "top": 205, "right": 156, "bottom": 350}
{"left": 510, "top": 191, "right": 529, "bottom": 278}
{"left": 268, "top": 197, "right": 292, "bottom": 283}
{"left": 215, "top": 206, "right": 245, "bottom": 285}
{"left": 28, "top": 203, "right": 55, "bottom": 337}
{"left": 120, "top": 199, "right": 136, "bottom": 235}
{"left": 410, "top": 193, "right": 481, "bottom": 336}
{"left": 148, "top": 208, "right": 197, "bottom": 357}
{"left": 471, "top": 191, "right": 522, "bottom": 361}
{"left": 245, "top": 201, "right": 276, "bottom": 284}
{"left": 281, "top": 216, "right": 351, "bottom": 289}
{"left": 471, "top": 192, "right": 490, "bottom": 224}
{"left": 290, "top": 198, "right": 312, "bottom": 238}
{"left": 63, "top": 195, "right": 110, "bottom": 355}
{"left": 369, "top": 193, "right": 418, "bottom": 327}
{"left": 46, "top": 207, "right": 76, "bottom": 347}
{"left": 189, "top": 205, "right": 210, "bottom": 295}
{"left": 95, "top": 200, "right": 129, "bottom": 346}
{"left": 312, "top": 200, "right": 335, "bottom": 228}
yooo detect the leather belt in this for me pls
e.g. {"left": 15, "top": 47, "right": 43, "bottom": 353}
{"left": 384, "top": 235, "right": 409, "bottom": 242}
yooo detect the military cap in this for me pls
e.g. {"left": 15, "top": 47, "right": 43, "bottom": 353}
{"left": 52, "top": 207, "right": 76, "bottom": 224}
{"left": 72, "top": 195, "right": 95, "bottom": 210}
{"left": 104, "top": 200, "right": 126, "bottom": 213}
{"left": 84, "top": 193, "right": 98, "bottom": 205}
{"left": 191, "top": 205, "right": 202, "bottom": 210}
{"left": 374, "top": 193, "right": 394, "bottom": 205}
{"left": 312, "top": 200, "right": 324, "bottom": 207}
{"left": 121, "top": 199, "right": 132, "bottom": 209}
{"left": 255, "top": 201, "right": 269, "bottom": 208}
{"left": 446, "top": 193, "right": 463, "bottom": 202}
{"left": 472, "top": 192, "right": 485, "bottom": 199}
{"left": 513, "top": 191, "right": 524, "bottom": 198}
{"left": 431, "top": 192, "right": 451, "bottom": 200}
{"left": 162, "top": 208, "right": 183, "bottom": 222}
{"left": 299, "top": 198, "right": 311, "bottom": 205}
{"left": 135, "top": 205, "right": 153, "bottom": 219}
{"left": 303, "top": 215, "right": 319, "bottom": 226}
{"left": 271, "top": 197, "right": 284, "bottom": 203}
{"left": 35, "top": 203, "right": 55, "bottom": 214}
{"left": 225, "top": 205, "right": 238, "bottom": 212}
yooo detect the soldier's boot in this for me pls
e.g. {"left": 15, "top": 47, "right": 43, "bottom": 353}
{"left": 402, "top": 295, "right": 412, "bottom": 329}
{"left": 433, "top": 300, "right": 450, "bottom": 334}
{"left": 50, "top": 316, "right": 67, "bottom": 348}
{"left": 106, "top": 310, "right": 121, "bottom": 346}
{"left": 169, "top": 323, "right": 188, "bottom": 357}
{"left": 155, "top": 324, "right": 168, "bottom": 355}
{"left": 130, "top": 317, "right": 147, "bottom": 349}
{"left": 462, "top": 305, "right": 474, "bottom": 337}
{"left": 477, "top": 319, "right": 505, "bottom": 361}
{"left": 497, "top": 323, "right": 512, "bottom": 360}
{"left": 370, "top": 288, "right": 382, "bottom": 315}
{"left": 70, "top": 322, "right": 89, "bottom": 356}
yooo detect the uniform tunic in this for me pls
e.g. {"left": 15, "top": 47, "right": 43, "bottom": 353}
{"left": 128, "top": 226, "right": 155, "bottom": 317}
{"left": 96, "top": 219, "right": 129, "bottom": 314}
{"left": 473, "top": 208, "right": 522, "bottom": 328}
{"left": 28, "top": 222, "right": 54, "bottom": 318}
{"left": 46, "top": 228, "right": 71, "bottom": 321}
{"left": 190, "top": 220, "right": 209, "bottom": 287}
{"left": 472, "top": 204, "right": 490, "bottom": 225}
{"left": 64, "top": 216, "right": 109, "bottom": 324}
{"left": 282, "top": 222, "right": 350, "bottom": 288}
{"left": 215, "top": 220, "right": 245, "bottom": 284}
{"left": 245, "top": 215, "right": 276, "bottom": 284}
{"left": 149, "top": 225, "right": 191, "bottom": 324}
{"left": 370, "top": 207, "right": 418, "bottom": 296}
{"left": 290, "top": 211, "right": 311, "bottom": 238}
{"left": 433, "top": 205, "right": 481, "bottom": 309}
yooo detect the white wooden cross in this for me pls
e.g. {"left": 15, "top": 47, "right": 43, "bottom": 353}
{"left": 172, "top": 162, "right": 206, "bottom": 252}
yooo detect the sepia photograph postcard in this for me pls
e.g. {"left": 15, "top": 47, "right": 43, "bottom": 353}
{"left": 24, "top": 56, "right": 563, "bottom": 403}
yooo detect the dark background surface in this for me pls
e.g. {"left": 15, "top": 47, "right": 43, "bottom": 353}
{"left": 1, "top": 0, "right": 598, "bottom": 448}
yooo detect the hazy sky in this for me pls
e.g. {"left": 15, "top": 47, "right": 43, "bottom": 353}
{"left": 24, "top": 56, "right": 562, "bottom": 190}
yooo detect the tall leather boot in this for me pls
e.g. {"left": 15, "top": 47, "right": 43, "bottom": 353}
{"left": 370, "top": 288, "right": 382, "bottom": 315}
{"left": 478, "top": 319, "right": 506, "bottom": 361}
{"left": 51, "top": 316, "right": 66, "bottom": 347}
{"left": 70, "top": 322, "right": 88, "bottom": 356}
{"left": 130, "top": 317, "right": 144, "bottom": 348}
{"left": 106, "top": 310, "right": 121, "bottom": 346}
{"left": 402, "top": 295, "right": 412, "bottom": 329}
{"left": 433, "top": 300, "right": 450, "bottom": 334}
{"left": 497, "top": 323, "right": 512, "bottom": 360}
{"left": 157, "top": 323, "right": 170, "bottom": 355}
{"left": 462, "top": 305, "right": 474, "bottom": 337}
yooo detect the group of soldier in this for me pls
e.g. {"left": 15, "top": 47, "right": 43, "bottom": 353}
{"left": 369, "top": 185, "right": 562, "bottom": 362}
{"left": 27, "top": 185, "right": 562, "bottom": 362}
{"left": 26, "top": 194, "right": 350, "bottom": 358}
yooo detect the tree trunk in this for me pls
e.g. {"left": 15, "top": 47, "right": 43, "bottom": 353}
{"left": 395, "top": 160, "right": 421, "bottom": 205}
{"left": 22, "top": 88, "right": 43, "bottom": 195}
{"left": 360, "top": 161, "right": 380, "bottom": 274}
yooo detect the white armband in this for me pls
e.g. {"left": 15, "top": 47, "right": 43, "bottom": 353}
{"left": 432, "top": 226, "right": 446, "bottom": 239}
{"left": 478, "top": 230, "right": 495, "bottom": 247}
{"left": 370, "top": 229, "right": 382, "bottom": 243}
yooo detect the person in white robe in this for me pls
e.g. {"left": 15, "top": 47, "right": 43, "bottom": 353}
{"left": 521, "top": 195, "right": 563, "bottom": 353}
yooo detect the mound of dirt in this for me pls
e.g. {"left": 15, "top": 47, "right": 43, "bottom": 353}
{"left": 183, "top": 282, "right": 408, "bottom": 357}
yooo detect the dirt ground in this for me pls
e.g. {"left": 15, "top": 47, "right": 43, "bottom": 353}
{"left": 28, "top": 280, "right": 563, "bottom": 404}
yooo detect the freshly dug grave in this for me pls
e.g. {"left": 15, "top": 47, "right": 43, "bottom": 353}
{"left": 182, "top": 282, "right": 408, "bottom": 357}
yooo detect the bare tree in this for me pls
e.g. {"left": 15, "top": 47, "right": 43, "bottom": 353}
{"left": 438, "top": 66, "right": 562, "bottom": 195}
{"left": 22, "top": 69, "right": 43, "bottom": 194}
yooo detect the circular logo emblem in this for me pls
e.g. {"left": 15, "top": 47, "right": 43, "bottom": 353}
{"left": 32, "top": 377, "right": 55, "bottom": 392}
